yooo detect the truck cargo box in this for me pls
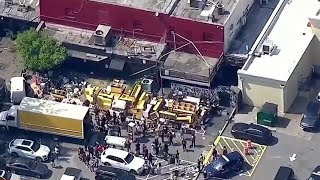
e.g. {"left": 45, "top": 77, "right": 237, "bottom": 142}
{"left": 18, "top": 97, "right": 90, "bottom": 139}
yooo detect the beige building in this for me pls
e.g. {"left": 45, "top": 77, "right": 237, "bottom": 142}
{"left": 237, "top": 0, "right": 320, "bottom": 113}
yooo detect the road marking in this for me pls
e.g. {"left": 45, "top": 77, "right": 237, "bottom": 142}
{"left": 221, "top": 136, "right": 234, "bottom": 151}
{"left": 21, "top": 176, "right": 29, "bottom": 180}
{"left": 230, "top": 139, "right": 252, "bottom": 166}
{"left": 248, "top": 145, "right": 267, "bottom": 176}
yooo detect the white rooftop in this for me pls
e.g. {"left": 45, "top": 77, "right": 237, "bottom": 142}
{"left": 19, "top": 97, "right": 90, "bottom": 121}
{"left": 239, "top": 0, "right": 320, "bottom": 82}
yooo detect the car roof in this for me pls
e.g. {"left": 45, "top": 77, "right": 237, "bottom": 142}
{"left": 274, "top": 166, "right": 293, "bottom": 180}
{"left": 64, "top": 167, "right": 81, "bottom": 178}
{"left": 104, "top": 148, "right": 128, "bottom": 159}
{"left": 97, "top": 166, "right": 135, "bottom": 179}
{"left": 232, "top": 123, "right": 249, "bottom": 130}
{"left": 9, "top": 157, "right": 32, "bottom": 165}
{"left": 225, "top": 151, "right": 243, "bottom": 161}
{"left": 11, "top": 139, "right": 33, "bottom": 147}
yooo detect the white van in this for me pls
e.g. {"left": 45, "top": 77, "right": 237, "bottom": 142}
{"left": 10, "top": 77, "right": 26, "bottom": 104}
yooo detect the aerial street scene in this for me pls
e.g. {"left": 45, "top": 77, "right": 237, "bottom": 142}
{"left": 1, "top": 0, "right": 320, "bottom": 179}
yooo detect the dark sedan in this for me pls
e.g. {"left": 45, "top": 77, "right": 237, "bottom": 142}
{"left": 307, "top": 166, "right": 320, "bottom": 180}
{"left": 231, "top": 123, "right": 272, "bottom": 145}
{"left": 300, "top": 102, "right": 320, "bottom": 131}
{"left": 205, "top": 151, "right": 243, "bottom": 178}
{"left": 6, "top": 157, "right": 48, "bottom": 179}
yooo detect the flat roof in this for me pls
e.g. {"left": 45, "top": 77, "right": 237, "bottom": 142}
{"left": 0, "top": 0, "right": 40, "bottom": 22}
{"left": 19, "top": 97, "right": 90, "bottom": 121}
{"left": 228, "top": 0, "right": 280, "bottom": 55}
{"left": 161, "top": 51, "right": 221, "bottom": 86}
{"left": 44, "top": 23, "right": 165, "bottom": 62}
{"left": 90, "top": 0, "right": 176, "bottom": 14}
{"left": 91, "top": 0, "right": 239, "bottom": 25}
{"left": 239, "top": 0, "right": 319, "bottom": 82}
{"left": 170, "top": 0, "right": 237, "bottom": 25}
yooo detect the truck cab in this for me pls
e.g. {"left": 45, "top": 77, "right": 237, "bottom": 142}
{"left": 0, "top": 105, "right": 18, "bottom": 128}
{"left": 10, "top": 77, "right": 26, "bottom": 105}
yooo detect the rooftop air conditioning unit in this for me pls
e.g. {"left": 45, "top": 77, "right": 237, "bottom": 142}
{"left": 262, "top": 39, "right": 275, "bottom": 55}
{"left": 93, "top": 24, "right": 112, "bottom": 46}
{"left": 141, "top": 78, "right": 154, "bottom": 93}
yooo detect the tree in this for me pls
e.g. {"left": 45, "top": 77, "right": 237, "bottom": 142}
{"left": 15, "top": 28, "right": 67, "bottom": 72}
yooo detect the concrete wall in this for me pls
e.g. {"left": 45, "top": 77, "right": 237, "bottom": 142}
{"left": 39, "top": 0, "right": 224, "bottom": 58}
{"left": 238, "top": 74, "right": 284, "bottom": 112}
{"left": 224, "top": 0, "right": 254, "bottom": 52}
{"left": 309, "top": 36, "right": 320, "bottom": 73}
{"left": 283, "top": 39, "right": 314, "bottom": 111}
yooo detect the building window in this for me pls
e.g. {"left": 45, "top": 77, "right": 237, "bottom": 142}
{"left": 133, "top": 21, "right": 143, "bottom": 30}
{"left": 203, "top": 32, "right": 214, "bottom": 41}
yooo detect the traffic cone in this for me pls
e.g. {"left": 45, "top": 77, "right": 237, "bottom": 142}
{"left": 246, "top": 140, "right": 252, "bottom": 149}
{"left": 243, "top": 146, "right": 249, "bottom": 155}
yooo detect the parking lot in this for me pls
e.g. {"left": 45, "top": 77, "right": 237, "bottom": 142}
{"left": 202, "top": 135, "right": 266, "bottom": 178}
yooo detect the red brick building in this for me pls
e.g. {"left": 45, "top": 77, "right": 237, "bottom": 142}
{"left": 40, "top": 0, "right": 254, "bottom": 86}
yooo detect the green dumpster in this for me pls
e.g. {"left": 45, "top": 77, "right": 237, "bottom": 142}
{"left": 257, "top": 102, "right": 278, "bottom": 127}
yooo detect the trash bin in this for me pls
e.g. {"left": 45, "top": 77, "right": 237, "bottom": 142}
{"left": 257, "top": 102, "right": 278, "bottom": 127}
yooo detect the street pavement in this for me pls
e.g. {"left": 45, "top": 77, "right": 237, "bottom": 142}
{"left": 0, "top": 110, "right": 229, "bottom": 180}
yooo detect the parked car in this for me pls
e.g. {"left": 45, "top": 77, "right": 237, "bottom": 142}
{"left": 8, "top": 139, "right": 50, "bottom": 162}
{"left": 231, "top": 123, "right": 272, "bottom": 145}
{"left": 100, "top": 148, "right": 145, "bottom": 175}
{"left": 6, "top": 157, "right": 48, "bottom": 179}
{"left": 95, "top": 165, "right": 136, "bottom": 180}
{"left": 0, "top": 169, "right": 21, "bottom": 180}
{"left": 300, "top": 102, "right": 320, "bottom": 131}
{"left": 60, "top": 167, "right": 82, "bottom": 180}
{"left": 205, "top": 151, "right": 244, "bottom": 178}
{"left": 307, "top": 166, "right": 320, "bottom": 180}
{"left": 273, "top": 166, "right": 294, "bottom": 180}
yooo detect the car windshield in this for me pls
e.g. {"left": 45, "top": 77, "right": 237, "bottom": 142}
{"left": 30, "top": 142, "right": 40, "bottom": 152}
{"left": 212, "top": 157, "right": 227, "bottom": 171}
{"left": 27, "top": 160, "right": 37, "bottom": 169}
{"left": 124, "top": 153, "right": 134, "bottom": 163}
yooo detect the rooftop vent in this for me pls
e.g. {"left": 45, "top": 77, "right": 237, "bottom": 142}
{"left": 216, "top": 4, "right": 224, "bottom": 15}
{"left": 189, "top": 0, "right": 207, "bottom": 9}
{"left": 93, "top": 24, "right": 112, "bottom": 46}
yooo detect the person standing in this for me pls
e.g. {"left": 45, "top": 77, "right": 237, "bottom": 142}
{"left": 85, "top": 153, "right": 91, "bottom": 167}
{"left": 197, "top": 158, "right": 202, "bottom": 171}
{"left": 136, "top": 142, "right": 141, "bottom": 156}
{"left": 212, "top": 147, "right": 217, "bottom": 160}
{"left": 88, "top": 145, "right": 94, "bottom": 158}
{"left": 175, "top": 150, "right": 180, "bottom": 165}
{"left": 143, "top": 146, "right": 149, "bottom": 160}
{"left": 191, "top": 134, "right": 196, "bottom": 148}
{"left": 169, "top": 131, "right": 174, "bottom": 145}
{"left": 156, "top": 163, "right": 162, "bottom": 175}
{"left": 160, "top": 131, "right": 165, "bottom": 143}
{"left": 51, "top": 153, "right": 56, "bottom": 168}
{"left": 117, "top": 125, "right": 121, "bottom": 137}
{"left": 126, "top": 140, "right": 131, "bottom": 152}
{"left": 182, "top": 138, "right": 187, "bottom": 152}
{"left": 148, "top": 153, "right": 153, "bottom": 165}
{"left": 222, "top": 146, "right": 227, "bottom": 156}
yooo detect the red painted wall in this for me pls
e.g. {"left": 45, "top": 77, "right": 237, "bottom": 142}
{"left": 40, "top": 0, "right": 224, "bottom": 58}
